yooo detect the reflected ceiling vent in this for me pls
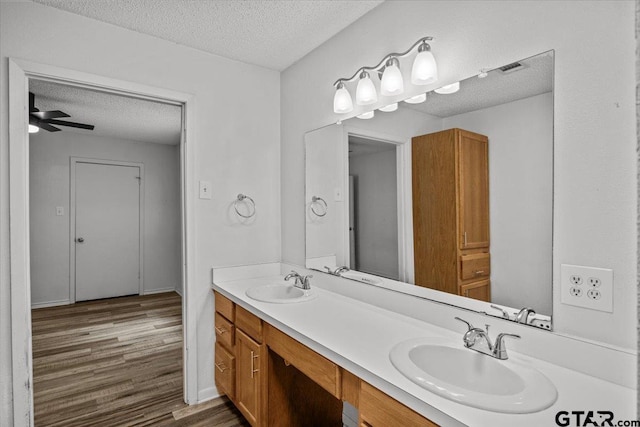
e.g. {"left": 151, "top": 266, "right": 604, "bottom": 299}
{"left": 499, "top": 61, "right": 527, "bottom": 74}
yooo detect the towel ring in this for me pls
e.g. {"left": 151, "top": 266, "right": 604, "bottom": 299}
{"left": 234, "top": 194, "right": 256, "bottom": 218}
{"left": 311, "top": 196, "right": 328, "bottom": 217}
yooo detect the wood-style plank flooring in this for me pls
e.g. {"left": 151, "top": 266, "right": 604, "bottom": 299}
{"left": 32, "top": 292, "right": 249, "bottom": 426}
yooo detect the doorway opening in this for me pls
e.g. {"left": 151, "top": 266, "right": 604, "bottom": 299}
{"left": 27, "top": 78, "right": 186, "bottom": 425}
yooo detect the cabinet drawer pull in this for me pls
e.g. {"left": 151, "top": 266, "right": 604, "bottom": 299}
{"left": 475, "top": 270, "right": 485, "bottom": 275}
{"left": 214, "top": 362, "right": 227, "bottom": 372}
{"left": 463, "top": 231, "right": 468, "bottom": 246}
{"left": 250, "top": 351, "right": 259, "bottom": 378}
{"left": 215, "top": 326, "right": 227, "bottom": 334}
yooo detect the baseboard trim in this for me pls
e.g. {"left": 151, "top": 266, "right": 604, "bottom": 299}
{"left": 175, "top": 286, "right": 183, "bottom": 297}
{"left": 197, "top": 386, "right": 220, "bottom": 404}
{"left": 143, "top": 288, "right": 178, "bottom": 295}
{"left": 31, "top": 299, "right": 71, "bottom": 309}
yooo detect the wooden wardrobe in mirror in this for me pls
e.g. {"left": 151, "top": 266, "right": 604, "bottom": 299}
{"left": 412, "top": 128, "right": 490, "bottom": 302}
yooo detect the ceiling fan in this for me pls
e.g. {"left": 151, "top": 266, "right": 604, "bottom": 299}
{"left": 29, "top": 92, "right": 95, "bottom": 132}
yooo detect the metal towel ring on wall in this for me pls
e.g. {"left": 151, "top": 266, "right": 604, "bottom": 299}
{"left": 234, "top": 194, "right": 256, "bottom": 218}
{"left": 311, "top": 196, "right": 328, "bottom": 217}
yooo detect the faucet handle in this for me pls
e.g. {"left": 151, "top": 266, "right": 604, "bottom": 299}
{"left": 323, "top": 266, "right": 332, "bottom": 273}
{"left": 454, "top": 317, "right": 474, "bottom": 331}
{"left": 493, "top": 333, "right": 521, "bottom": 360}
{"left": 490, "top": 304, "right": 511, "bottom": 320}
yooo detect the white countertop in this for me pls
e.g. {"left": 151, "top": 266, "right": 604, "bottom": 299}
{"left": 212, "top": 275, "right": 636, "bottom": 427}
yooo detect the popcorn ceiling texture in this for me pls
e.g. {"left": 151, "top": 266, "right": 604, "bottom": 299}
{"left": 33, "top": 0, "right": 383, "bottom": 71}
{"left": 30, "top": 79, "right": 182, "bottom": 145}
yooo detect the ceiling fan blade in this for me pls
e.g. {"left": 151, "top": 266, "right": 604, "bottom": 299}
{"left": 37, "top": 122, "right": 62, "bottom": 132}
{"left": 33, "top": 110, "right": 70, "bottom": 120}
{"left": 46, "top": 119, "right": 95, "bottom": 131}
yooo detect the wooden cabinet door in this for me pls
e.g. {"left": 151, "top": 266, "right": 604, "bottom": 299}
{"left": 460, "top": 280, "right": 491, "bottom": 302}
{"left": 236, "top": 329, "right": 263, "bottom": 426}
{"left": 458, "top": 130, "right": 489, "bottom": 249}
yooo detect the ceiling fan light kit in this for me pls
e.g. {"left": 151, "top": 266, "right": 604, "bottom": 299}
{"left": 332, "top": 36, "right": 439, "bottom": 115}
{"left": 29, "top": 92, "right": 95, "bottom": 133}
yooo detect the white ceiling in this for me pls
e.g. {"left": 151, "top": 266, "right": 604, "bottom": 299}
{"left": 30, "top": 79, "right": 182, "bottom": 145}
{"left": 403, "top": 51, "right": 553, "bottom": 118}
{"left": 32, "top": 0, "right": 384, "bottom": 71}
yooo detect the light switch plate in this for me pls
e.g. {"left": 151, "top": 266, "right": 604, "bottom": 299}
{"left": 56, "top": 206, "right": 64, "bottom": 216}
{"left": 199, "top": 181, "right": 212, "bottom": 199}
{"left": 334, "top": 187, "right": 343, "bottom": 202}
{"left": 560, "top": 264, "right": 613, "bottom": 312}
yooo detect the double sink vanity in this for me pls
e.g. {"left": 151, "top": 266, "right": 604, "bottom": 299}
{"left": 212, "top": 267, "right": 635, "bottom": 426}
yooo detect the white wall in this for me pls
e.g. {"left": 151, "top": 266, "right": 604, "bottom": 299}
{"left": 1, "top": 1, "right": 281, "bottom": 416}
{"left": 281, "top": 1, "right": 636, "bottom": 350}
{"left": 349, "top": 147, "right": 399, "bottom": 279}
{"left": 444, "top": 93, "right": 553, "bottom": 315}
{"left": 29, "top": 132, "right": 181, "bottom": 306}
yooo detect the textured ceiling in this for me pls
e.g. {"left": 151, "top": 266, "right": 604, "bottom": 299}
{"left": 404, "top": 51, "right": 553, "bottom": 118}
{"left": 32, "top": 0, "right": 384, "bottom": 71}
{"left": 30, "top": 79, "right": 182, "bottom": 145}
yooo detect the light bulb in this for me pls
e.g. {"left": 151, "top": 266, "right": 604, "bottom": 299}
{"left": 333, "top": 82, "right": 353, "bottom": 114}
{"left": 28, "top": 124, "right": 39, "bottom": 134}
{"left": 404, "top": 93, "right": 427, "bottom": 104}
{"left": 411, "top": 43, "right": 438, "bottom": 85}
{"left": 357, "top": 111, "right": 374, "bottom": 119}
{"left": 380, "top": 58, "right": 404, "bottom": 96}
{"left": 379, "top": 103, "right": 398, "bottom": 112}
{"left": 355, "top": 71, "right": 377, "bottom": 105}
{"left": 434, "top": 82, "right": 460, "bottom": 94}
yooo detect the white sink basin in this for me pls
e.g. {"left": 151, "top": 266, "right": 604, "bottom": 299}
{"left": 390, "top": 338, "right": 557, "bottom": 414}
{"left": 245, "top": 283, "right": 317, "bottom": 304}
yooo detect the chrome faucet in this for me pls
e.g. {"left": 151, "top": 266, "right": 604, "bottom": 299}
{"left": 284, "top": 270, "right": 313, "bottom": 290}
{"left": 515, "top": 307, "right": 536, "bottom": 324}
{"left": 489, "top": 304, "right": 512, "bottom": 320}
{"left": 454, "top": 317, "right": 520, "bottom": 360}
{"left": 333, "top": 266, "right": 350, "bottom": 275}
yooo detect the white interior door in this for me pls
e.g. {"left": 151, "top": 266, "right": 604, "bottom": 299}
{"left": 75, "top": 161, "right": 141, "bottom": 301}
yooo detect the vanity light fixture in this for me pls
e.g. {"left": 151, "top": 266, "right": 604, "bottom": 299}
{"left": 379, "top": 103, "right": 398, "bottom": 112}
{"left": 357, "top": 111, "right": 375, "bottom": 119}
{"left": 28, "top": 124, "right": 39, "bottom": 133}
{"left": 380, "top": 58, "right": 404, "bottom": 96}
{"left": 434, "top": 81, "right": 460, "bottom": 94}
{"left": 404, "top": 93, "right": 427, "bottom": 104}
{"left": 333, "top": 82, "right": 353, "bottom": 113}
{"left": 355, "top": 71, "right": 377, "bottom": 105}
{"left": 332, "top": 36, "right": 437, "bottom": 114}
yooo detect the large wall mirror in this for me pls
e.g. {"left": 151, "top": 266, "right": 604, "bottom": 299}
{"left": 305, "top": 51, "right": 553, "bottom": 329}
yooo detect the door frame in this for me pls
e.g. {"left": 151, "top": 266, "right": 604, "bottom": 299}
{"left": 342, "top": 126, "right": 413, "bottom": 282}
{"left": 70, "top": 158, "right": 145, "bottom": 302}
{"left": 8, "top": 58, "right": 198, "bottom": 426}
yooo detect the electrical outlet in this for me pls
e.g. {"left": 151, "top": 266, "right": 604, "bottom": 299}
{"left": 561, "top": 264, "right": 613, "bottom": 312}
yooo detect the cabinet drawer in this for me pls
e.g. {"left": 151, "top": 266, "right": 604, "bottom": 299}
{"left": 460, "top": 253, "right": 490, "bottom": 280}
{"left": 459, "top": 279, "right": 491, "bottom": 302}
{"left": 265, "top": 324, "right": 341, "bottom": 398}
{"left": 359, "top": 382, "right": 438, "bottom": 427}
{"left": 215, "top": 312, "right": 235, "bottom": 350}
{"left": 214, "top": 341, "right": 235, "bottom": 399}
{"left": 236, "top": 305, "right": 263, "bottom": 343}
{"left": 215, "top": 291, "right": 235, "bottom": 322}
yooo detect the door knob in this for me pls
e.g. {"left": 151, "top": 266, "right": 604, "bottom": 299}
{"left": 76, "top": 237, "right": 84, "bottom": 243}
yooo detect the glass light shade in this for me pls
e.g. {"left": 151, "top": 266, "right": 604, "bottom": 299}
{"left": 404, "top": 93, "right": 427, "bottom": 104}
{"left": 379, "top": 103, "right": 398, "bottom": 112}
{"left": 333, "top": 84, "right": 353, "bottom": 114}
{"left": 434, "top": 82, "right": 460, "bottom": 94}
{"left": 356, "top": 111, "right": 374, "bottom": 120}
{"left": 356, "top": 73, "right": 378, "bottom": 105}
{"left": 28, "top": 124, "right": 39, "bottom": 134}
{"left": 411, "top": 50, "right": 438, "bottom": 85}
{"left": 380, "top": 61, "right": 404, "bottom": 96}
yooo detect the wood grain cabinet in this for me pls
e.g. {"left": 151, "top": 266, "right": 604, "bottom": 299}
{"left": 412, "top": 128, "right": 491, "bottom": 301}
{"left": 213, "top": 291, "right": 439, "bottom": 426}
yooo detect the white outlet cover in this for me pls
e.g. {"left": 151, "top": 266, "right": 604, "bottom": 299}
{"left": 560, "top": 264, "right": 613, "bottom": 313}
{"left": 199, "top": 180, "right": 212, "bottom": 199}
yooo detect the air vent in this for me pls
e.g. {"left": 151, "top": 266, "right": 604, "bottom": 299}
{"left": 499, "top": 62, "right": 527, "bottom": 74}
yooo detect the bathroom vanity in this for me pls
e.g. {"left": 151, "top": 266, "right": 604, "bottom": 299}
{"left": 212, "top": 269, "right": 635, "bottom": 427}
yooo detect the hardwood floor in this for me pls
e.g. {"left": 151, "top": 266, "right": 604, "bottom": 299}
{"left": 32, "top": 292, "right": 249, "bottom": 426}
